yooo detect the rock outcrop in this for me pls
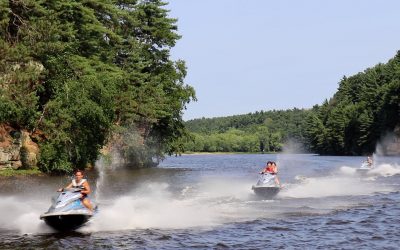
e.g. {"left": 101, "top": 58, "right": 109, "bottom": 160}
{"left": 0, "top": 125, "right": 39, "bottom": 170}
{"left": 383, "top": 126, "right": 400, "bottom": 156}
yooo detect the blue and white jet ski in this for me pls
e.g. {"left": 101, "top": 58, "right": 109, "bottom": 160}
{"left": 252, "top": 173, "right": 280, "bottom": 199}
{"left": 40, "top": 188, "right": 96, "bottom": 231}
{"left": 356, "top": 162, "right": 373, "bottom": 174}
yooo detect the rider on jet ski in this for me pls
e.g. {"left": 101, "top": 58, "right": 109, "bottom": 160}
{"left": 366, "top": 156, "right": 373, "bottom": 167}
{"left": 260, "top": 161, "right": 281, "bottom": 186}
{"left": 58, "top": 169, "right": 93, "bottom": 211}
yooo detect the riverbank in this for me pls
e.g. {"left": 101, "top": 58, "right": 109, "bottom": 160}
{"left": 181, "top": 151, "right": 277, "bottom": 155}
{"left": 0, "top": 168, "right": 43, "bottom": 177}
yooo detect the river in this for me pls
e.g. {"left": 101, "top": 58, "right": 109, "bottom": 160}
{"left": 1, "top": 154, "right": 399, "bottom": 249}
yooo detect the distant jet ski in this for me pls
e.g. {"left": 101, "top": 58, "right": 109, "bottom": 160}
{"left": 40, "top": 188, "right": 97, "bottom": 231}
{"left": 356, "top": 162, "right": 373, "bottom": 174}
{"left": 252, "top": 173, "right": 280, "bottom": 199}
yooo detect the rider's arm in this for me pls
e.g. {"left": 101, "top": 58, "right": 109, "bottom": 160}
{"left": 81, "top": 181, "right": 91, "bottom": 195}
{"left": 58, "top": 182, "right": 72, "bottom": 192}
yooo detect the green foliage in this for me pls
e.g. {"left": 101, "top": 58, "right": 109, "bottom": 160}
{"left": 0, "top": 168, "right": 42, "bottom": 177}
{"left": 306, "top": 51, "right": 400, "bottom": 155}
{"left": 184, "top": 109, "right": 307, "bottom": 153}
{"left": 304, "top": 112, "right": 326, "bottom": 153}
{"left": 0, "top": 0, "right": 195, "bottom": 173}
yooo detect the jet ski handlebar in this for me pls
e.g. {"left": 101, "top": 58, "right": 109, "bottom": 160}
{"left": 58, "top": 187, "right": 84, "bottom": 192}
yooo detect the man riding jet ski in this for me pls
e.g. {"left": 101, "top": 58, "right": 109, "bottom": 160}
{"left": 252, "top": 161, "right": 281, "bottom": 199}
{"left": 40, "top": 170, "right": 96, "bottom": 231}
{"left": 357, "top": 156, "right": 374, "bottom": 174}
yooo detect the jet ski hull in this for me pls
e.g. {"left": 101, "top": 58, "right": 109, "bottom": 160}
{"left": 252, "top": 186, "right": 280, "bottom": 199}
{"left": 357, "top": 162, "right": 373, "bottom": 174}
{"left": 356, "top": 168, "right": 370, "bottom": 175}
{"left": 40, "top": 188, "right": 96, "bottom": 231}
{"left": 41, "top": 214, "right": 91, "bottom": 231}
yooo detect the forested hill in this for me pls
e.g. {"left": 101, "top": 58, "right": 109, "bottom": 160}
{"left": 184, "top": 109, "right": 312, "bottom": 153}
{"left": 0, "top": 0, "right": 195, "bottom": 173}
{"left": 184, "top": 51, "right": 400, "bottom": 155}
{"left": 305, "top": 51, "right": 400, "bottom": 155}
{"left": 186, "top": 109, "right": 309, "bottom": 135}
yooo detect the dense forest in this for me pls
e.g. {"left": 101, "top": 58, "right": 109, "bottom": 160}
{"left": 305, "top": 52, "right": 400, "bottom": 155}
{"left": 0, "top": 0, "right": 195, "bottom": 173}
{"left": 184, "top": 109, "right": 311, "bottom": 153}
{"left": 184, "top": 51, "right": 400, "bottom": 155}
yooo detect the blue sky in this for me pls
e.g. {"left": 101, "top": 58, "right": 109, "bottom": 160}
{"left": 166, "top": 0, "right": 400, "bottom": 120}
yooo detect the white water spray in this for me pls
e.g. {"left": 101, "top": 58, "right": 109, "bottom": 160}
{"left": 280, "top": 175, "right": 392, "bottom": 198}
{"left": 0, "top": 196, "right": 53, "bottom": 234}
{"left": 86, "top": 182, "right": 221, "bottom": 231}
{"left": 81, "top": 176, "right": 275, "bottom": 232}
{"left": 339, "top": 163, "right": 400, "bottom": 177}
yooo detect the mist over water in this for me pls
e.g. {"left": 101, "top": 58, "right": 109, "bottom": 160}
{"left": 375, "top": 131, "right": 400, "bottom": 156}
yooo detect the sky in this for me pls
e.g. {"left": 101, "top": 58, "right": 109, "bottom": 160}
{"left": 166, "top": 0, "right": 400, "bottom": 120}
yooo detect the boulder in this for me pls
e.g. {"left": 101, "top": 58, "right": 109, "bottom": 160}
{"left": 0, "top": 125, "right": 39, "bottom": 170}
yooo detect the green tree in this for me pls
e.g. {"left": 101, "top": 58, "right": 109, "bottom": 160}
{"left": 0, "top": 0, "right": 195, "bottom": 172}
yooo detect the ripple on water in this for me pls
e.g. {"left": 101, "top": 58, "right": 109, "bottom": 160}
{"left": 262, "top": 226, "right": 294, "bottom": 231}
{"left": 1, "top": 155, "right": 400, "bottom": 249}
{"left": 325, "top": 219, "right": 353, "bottom": 225}
{"left": 214, "top": 242, "right": 229, "bottom": 249}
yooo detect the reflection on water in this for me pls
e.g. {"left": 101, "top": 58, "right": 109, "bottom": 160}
{"left": 0, "top": 154, "right": 399, "bottom": 249}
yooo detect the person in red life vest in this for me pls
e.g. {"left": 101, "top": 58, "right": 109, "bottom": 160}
{"left": 260, "top": 161, "right": 281, "bottom": 186}
{"left": 261, "top": 161, "right": 272, "bottom": 173}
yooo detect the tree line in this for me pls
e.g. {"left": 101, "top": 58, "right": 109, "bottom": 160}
{"left": 184, "top": 52, "right": 400, "bottom": 155}
{"left": 184, "top": 109, "right": 311, "bottom": 153}
{"left": 0, "top": 0, "right": 195, "bottom": 173}
{"left": 304, "top": 52, "right": 400, "bottom": 155}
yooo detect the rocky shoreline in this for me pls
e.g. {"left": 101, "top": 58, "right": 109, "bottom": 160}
{"left": 0, "top": 125, "right": 39, "bottom": 171}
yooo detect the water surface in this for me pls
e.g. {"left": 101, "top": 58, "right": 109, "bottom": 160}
{"left": 1, "top": 154, "right": 399, "bottom": 249}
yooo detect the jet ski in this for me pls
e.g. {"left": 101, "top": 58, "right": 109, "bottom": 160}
{"left": 356, "top": 162, "right": 373, "bottom": 174}
{"left": 40, "top": 188, "right": 96, "bottom": 231}
{"left": 252, "top": 173, "right": 280, "bottom": 199}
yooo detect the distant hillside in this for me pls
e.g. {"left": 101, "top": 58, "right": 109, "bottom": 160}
{"left": 183, "top": 51, "right": 400, "bottom": 155}
{"left": 304, "top": 51, "right": 400, "bottom": 155}
{"left": 184, "top": 109, "right": 312, "bottom": 153}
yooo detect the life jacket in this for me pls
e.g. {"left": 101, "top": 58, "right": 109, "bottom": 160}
{"left": 72, "top": 179, "right": 87, "bottom": 189}
{"left": 265, "top": 166, "right": 275, "bottom": 174}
